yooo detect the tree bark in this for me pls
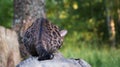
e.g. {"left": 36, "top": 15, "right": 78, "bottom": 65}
{"left": 13, "top": 0, "right": 46, "bottom": 58}
{"left": 17, "top": 52, "right": 91, "bottom": 67}
{"left": 0, "top": 26, "right": 21, "bottom": 67}
{"left": 118, "top": 9, "right": 120, "bottom": 24}
{"left": 17, "top": 57, "right": 91, "bottom": 67}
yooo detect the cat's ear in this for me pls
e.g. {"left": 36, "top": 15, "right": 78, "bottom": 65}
{"left": 60, "top": 30, "right": 67, "bottom": 37}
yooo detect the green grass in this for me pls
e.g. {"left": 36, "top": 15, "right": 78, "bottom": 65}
{"left": 60, "top": 35, "right": 120, "bottom": 67}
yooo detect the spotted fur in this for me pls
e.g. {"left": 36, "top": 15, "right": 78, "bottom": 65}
{"left": 23, "top": 18, "right": 67, "bottom": 60}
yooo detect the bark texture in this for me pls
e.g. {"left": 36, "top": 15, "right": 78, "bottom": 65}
{"left": 13, "top": 0, "right": 46, "bottom": 58}
{"left": 17, "top": 53, "right": 91, "bottom": 67}
{"left": 0, "top": 26, "right": 21, "bottom": 67}
{"left": 13, "top": 0, "right": 46, "bottom": 32}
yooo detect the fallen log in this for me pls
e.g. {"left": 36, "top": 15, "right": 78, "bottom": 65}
{"left": 17, "top": 52, "right": 91, "bottom": 67}
{"left": 0, "top": 26, "right": 21, "bottom": 67}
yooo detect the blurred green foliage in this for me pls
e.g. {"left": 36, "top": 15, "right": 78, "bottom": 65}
{"left": 0, "top": 0, "right": 13, "bottom": 28}
{"left": 60, "top": 33, "right": 120, "bottom": 67}
{"left": 0, "top": 0, "right": 120, "bottom": 67}
{"left": 46, "top": 0, "right": 120, "bottom": 45}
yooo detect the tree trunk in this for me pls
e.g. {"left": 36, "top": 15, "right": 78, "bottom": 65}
{"left": 106, "top": 0, "right": 116, "bottom": 48}
{"left": 13, "top": 0, "right": 46, "bottom": 58}
{"left": 118, "top": 9, "right": 120, "bottom": 24}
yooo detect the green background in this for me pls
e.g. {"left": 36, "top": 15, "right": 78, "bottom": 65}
{"left": 0, "top": 0, "right": 120, "bottom": 67}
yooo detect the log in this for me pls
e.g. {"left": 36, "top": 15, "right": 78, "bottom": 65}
{"left": 17, "top": 52, "right": 91, "bottom": 67}
{"left": 0, "top": 26, "right": 21, "bottom": 67}
{"left": 17, "top": 57, "right": 91, "bottom": 67}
